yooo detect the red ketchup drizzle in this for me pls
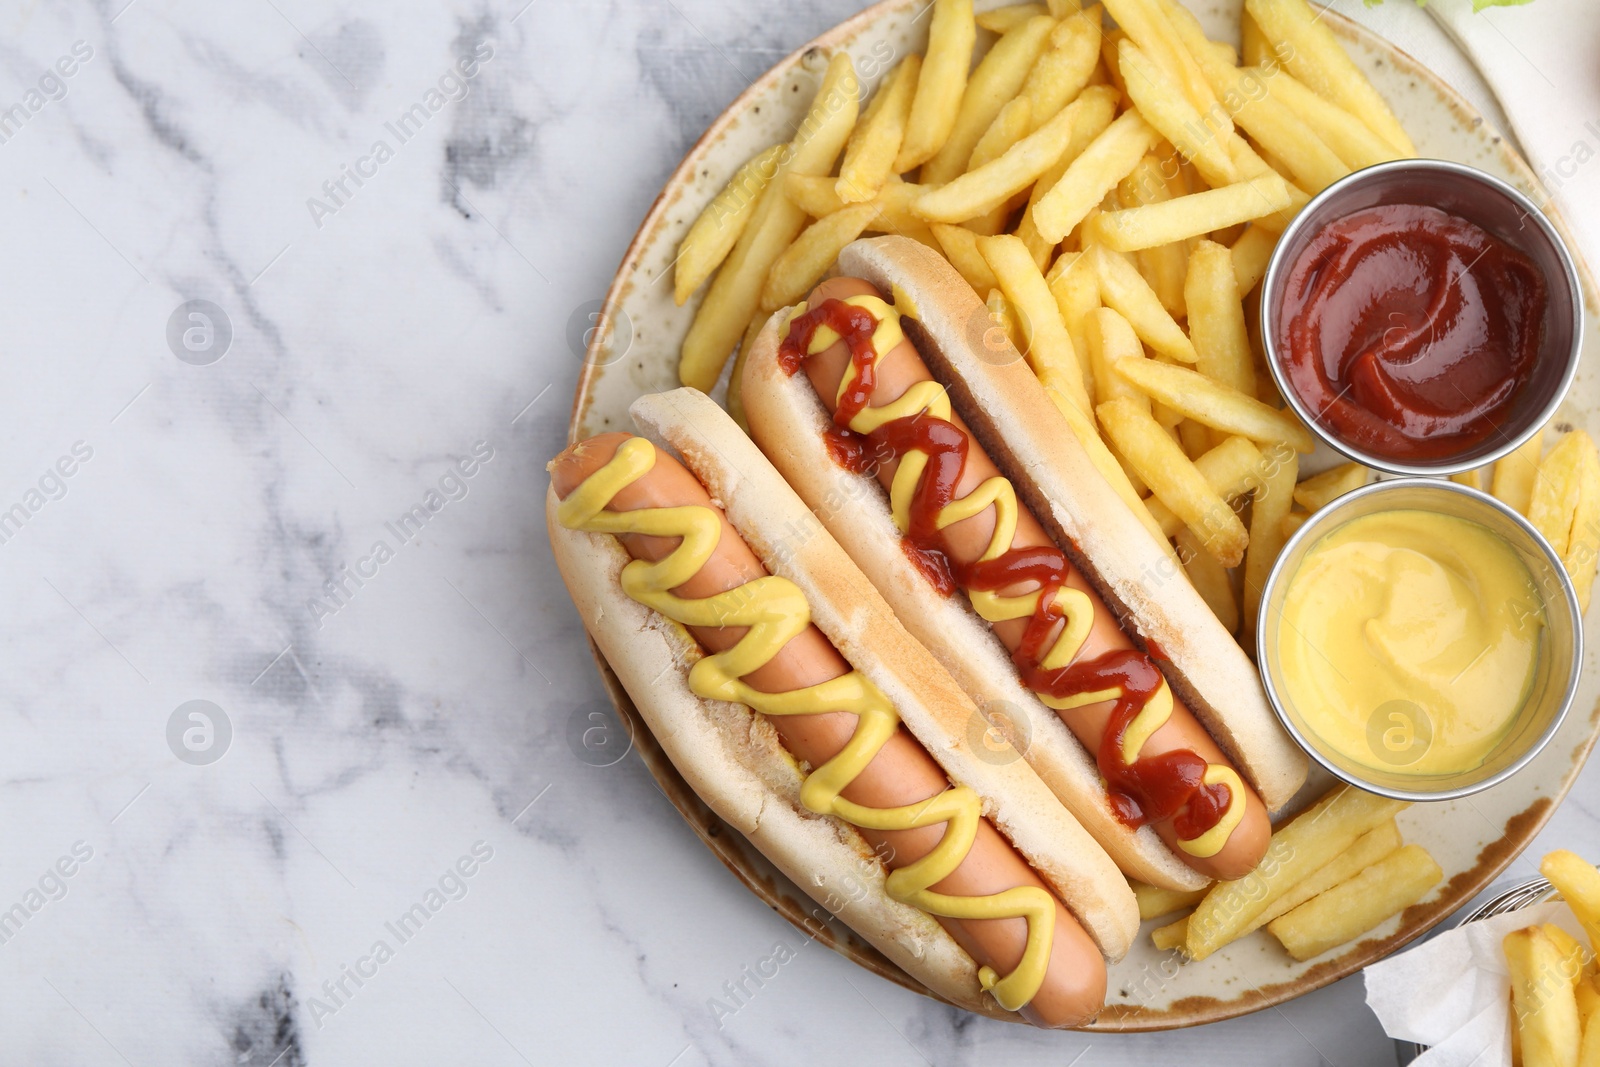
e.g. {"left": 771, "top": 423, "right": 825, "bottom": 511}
{"left": 779, "top": 297, "right": 1232, "bottom": 837}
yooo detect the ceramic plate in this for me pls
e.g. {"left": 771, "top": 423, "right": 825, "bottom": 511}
{"left": 566, "top": 0, "right": 1600, "bottom": 1030}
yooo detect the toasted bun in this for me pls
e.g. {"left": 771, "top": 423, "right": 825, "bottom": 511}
{"left": 548, "top": 388, "right": 1138, "bottom": 1012}
{"left": 740, "top": 236, "right": 1309, "bottom": 888}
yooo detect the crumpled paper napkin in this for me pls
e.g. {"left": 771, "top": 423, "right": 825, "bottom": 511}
{"left": 1364, "top": 899, "right": 1587, "bottom": 1066}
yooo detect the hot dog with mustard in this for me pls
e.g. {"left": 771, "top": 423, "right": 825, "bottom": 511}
{"left": 741, "top": 236, "right": 1308, "bottom": 890}
{"left": 548, "top": 388, "right": 1138, "bottom": 1026}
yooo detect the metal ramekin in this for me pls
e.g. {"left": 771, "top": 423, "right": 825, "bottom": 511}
{"left": 1256, "top": 479, "right": 1582, "bottom": 802}
{"left": 1261, "top": 159, "right": 1583, "bottom": 477}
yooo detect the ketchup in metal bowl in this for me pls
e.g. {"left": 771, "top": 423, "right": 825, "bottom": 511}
{"left": 1276, "top": 202, "right": 1546, "bottom": 461}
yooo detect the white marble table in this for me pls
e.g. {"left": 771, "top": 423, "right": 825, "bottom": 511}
{"left": 0, "top": 1, "right": 1592, "bottom": 1064}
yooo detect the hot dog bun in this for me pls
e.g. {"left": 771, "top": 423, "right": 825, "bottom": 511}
{"left": 547, "top": 387, "right": 1138, "bottom": 1020}
{"left": 741, "top": 236, "right": 1308, "bottom": 891}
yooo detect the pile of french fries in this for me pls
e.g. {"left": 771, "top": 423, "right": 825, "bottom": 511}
{"left": 670, "top": 0, "right": 1600, "bottom": 640}
{"left": 1133, "top": 784, "right": 1442, "bottom": 962}
{"left": 1503, "top": 851, "right": 1600, "bottom": 1067}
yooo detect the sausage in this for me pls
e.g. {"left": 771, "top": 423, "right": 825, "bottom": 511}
{"left": 790, "top": 275, "right": 1272, "bottom": 882}
{"left": 552, "top": 432, "right": 1107, "bottom": 1028}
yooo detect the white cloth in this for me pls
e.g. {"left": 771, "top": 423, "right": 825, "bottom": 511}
{"left": 1427, "top": 0, "right": 1600, "bottom": 265}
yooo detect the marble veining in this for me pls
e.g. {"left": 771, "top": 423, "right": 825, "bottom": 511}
{"left": 0, "top": 0, "right": 1589, "bottom": 1065}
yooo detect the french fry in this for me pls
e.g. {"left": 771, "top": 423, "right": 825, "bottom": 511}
{"left": 1094, "top": 171, "right": 1294, "bottom": 252}
{"left": 1564, "top": 437, "right": 1600, "bottom": 613}
{"left": 1146, "top": 435, "right": 1263, "bottom": 538}
{"left": 1100, "top": 27, "right": 1129, "bottom": 96}
{"left": 922, "top": 15, "right": 1057, "bottom": 184}
{"left": 1132, "top": 881, "right": 1210, "bottom": 921}
{"left": 1199, "top": 36, "right": 1238, "bottom": 69}
{"left": 1020, "top": 10, "right": 1103, "bottom": 129}
{"left": 1156, "top": 8, "right": 1289, "bottom": 182}
{"left": 1046, "top": 0, "right": 1082, "bottom": 14}
{"left": 1282, "top": 510, "right": 1308, "bottom": 539}
{"left": 785, "top": 172, "right": 851, "bottom": 217}
{"left": 1086, "top": 306, "right": 1148, "bottom": 410}
{"left": 1033, "top": 110, "right": 1160, "bottom": 244}
{"left": 1114, "top": 358, "right": 1315, "bottom": 451}
{"left": 1240, "top": 7, "right": 1270, "bottom": 68}
{"left": 976, "top": 1, "right": 1048, "bottom": 33}
{"left": 1013, "top": 85, "right": 1121, "bottom": 262}
{"left": 963, "top": 97, "right": 1035, "bottom": 231}
{"left": 1047, "top": 250, "right": 1101, "bottom": 374}
{"left": 1243, "top": 443, "right": 1298, "bottom": 635}
{"left": 1147, "top": 352, "right": 1185, "bottom": 430}
{"left": 1119, "top": 154, "right": 1188, "bottom": 317}
{"left": 1579, "top": 976, "right": 1600, "bottom": 1022}
{"left": 1244, "top": 172, "right": 1313, "bottom": 235}
{"left": 1152, "top": 916, "right": 1190, "bottom": 951}
{"left": 1580, "top": 982, "right": 1600, "bottom": 1067}
{"left": 1293, "top": 462, "right": 1369, "bottom": 513}
{"left": 1230, "top": 224, "right": 1277, "bottom": 297}
{"left": 916, "top": 91, "right": 1098, "bottom": 222}
{"left": 679, "top": 53, "right": 858, "bottom": 391}
{"left": 1101, "top": 0, "right": 1220, "bottom": 122}
{"left": 968, "top": 96, "right": 1033, "bottom": 171}
{"left": 1098, "top": 397, "right": 1250, "bottom": 566}
{"left": 931, "top": 222, "right": 1001, "bottom": 294}
{"left": 760, "top": 202, "right": 880, "bottom": 311}
{"left": 982, "top": 233, "right": 1093, "bottom": 414}
{"left": 1543, "top": 924, "right": 1590, "bottom": 992}
{"left": 1178, "top": 526, "right": 1240, "bottom": 631}
{"left": 1529, "top": 431, "right": 1597, "bottom": 559}
{"left": 1207, "top": 63, "right": 1350, "bottom": 194}
{"left": 1185, "top": 785, "right": 1408, "bottom": 961}
{"left": 1244, "top": 0, "right": 1415, "bottom": 156}
{"left": 675, "top": 144, "right": 786, "bottom": 306}
{"left": 1505, "top": 925, "right": 1584, "bottom": 1067}
{"left": 1494, "top": 423, "right": 1548, "bottom": 515}
{"left": 896, "top": 0, "right": 976, "bottom": 171}
{"left": 1117, "top": 39, "right": 1238, "bottom": 187}
{"left": 1253, "top": 819, "right": 1404, "bottom": 936}
{"left": 838, "top": 56, "right": 922, "bottom": 203}
{"left": 1267, "top": 845, "right": 1442, "bottom": 961}
{"left": 1094, "top": 246, "right": 1197, "bottom": 363}
{"left": 1255, "top": 66, "right": 1406, "bottom": 171}
{"left": 1450, "top": 467, "right": 1484, "bottom": 490}
{"left": 1159, "top": 819, "right": 1404, "bottom": 954}
{"left": 1112, "top": 445, "right": 1149, "bottom": 495}
{"left": 1541, "top": 851, "right": 1600, "bottom": 960}
{"left": 1054, "top": 390, "right": 1183, "bottom": 566}
{"left": 1186, "top": 239, "right": 1257, "bottom": 398}
{"left": 787, "top": 174, "right": 917, "bottom": 225}
{"left": 787, "top": 175, "right": 940, "bottom": 246}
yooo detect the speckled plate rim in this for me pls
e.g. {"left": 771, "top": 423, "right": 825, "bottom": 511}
{"left": 564, "top": 0, "right": 1600, "bottom": 1032}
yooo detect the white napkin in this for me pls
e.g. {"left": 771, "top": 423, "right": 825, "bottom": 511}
{"left": 1426, "top": 0, "right": 1600, "bottom": 265}
{"left": 1364, "top": 900, "right": 1589, "bottom": 1066}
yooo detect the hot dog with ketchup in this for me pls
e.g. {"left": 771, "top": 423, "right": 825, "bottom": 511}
{"left": 741, "top": 236, "right": 1308, "bottom": 890}
{"left": 548, "top": 389, "right": 1138, "bottom": 1027}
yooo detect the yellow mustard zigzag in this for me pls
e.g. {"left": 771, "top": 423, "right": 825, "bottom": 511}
{"left": 787, "top": 295, "right": 1243, "bottom": 858}
{"left": 557, "top": 435, "right": 1055, "bottom": 1010}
